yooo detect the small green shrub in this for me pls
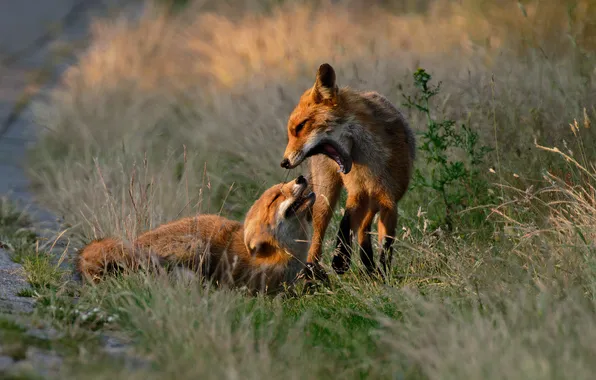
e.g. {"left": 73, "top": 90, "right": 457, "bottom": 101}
{"left": 403, "top": 68, "right": 494, "bottom": 230}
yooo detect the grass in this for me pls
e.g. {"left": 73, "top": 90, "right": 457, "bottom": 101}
{"left": 0, "top": 196, "right": 67, "bottom": 292}
{"left": 15, "top": 288, "right": 36, "bottom": 298}
{"left": 16, "top": 0, "right": 596, "bottom": 378}
{"left": 0, "top": 196, "right": 38, "bottom": 262}
{"left": 21, "top": 252, "right": 66, "bottom": 292}
{"left": 44, "top": 274, "right": 408, "bottom": 378}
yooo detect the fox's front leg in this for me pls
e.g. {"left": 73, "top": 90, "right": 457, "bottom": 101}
{"left": 305, "top": 156, "right": 342, "bottom": 281}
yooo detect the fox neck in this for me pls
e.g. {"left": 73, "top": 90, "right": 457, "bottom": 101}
{"left": 248, "top": 230, "right": 309, "bottom": 275}
{"left": 280, "top": 243, "right": 309, "bottom": 284}
{"left": 248, "top": 243, "right": 308, "bottom": 293}
{"left": 272, "top": 223, "right": 310, "bottom": 283}
{"left": 328, "top": 89, "right": 393, "bottom": 167}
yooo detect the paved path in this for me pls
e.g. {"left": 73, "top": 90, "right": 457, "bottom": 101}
{"left": 0, "top": 2, "right": 148, "bottom": 377}
{"left": 0, "top": 0, "right": 142, "bottom": 270}
{"left": 0, "top": 0, "right": 102, "bottom": 228}
{"left": 0, "top": 248, "right": 34, "bottom": 314}
{"left": 0, "top": 0, "right": 110, "bottom": 311}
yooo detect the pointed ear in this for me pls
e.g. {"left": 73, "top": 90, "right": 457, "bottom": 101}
{"left": 244, "top": 227, "right": 276, "bottom": 258}
{"left": 311, "top": 63, "right": 338, "bottom": 105}
{"left": 247, "top": 239, "right": 276, "bottom": 258}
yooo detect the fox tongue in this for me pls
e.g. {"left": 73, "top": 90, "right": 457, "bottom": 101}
{"left": 323, "top": 144, "right": 345, "bottom": 173}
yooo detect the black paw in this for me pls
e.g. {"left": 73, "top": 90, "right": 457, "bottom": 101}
{"left": 300, "top": 262, "right": 330, "bottom": 285}
{"left": 331, "top": 251, "right": 351, "bottom": 274}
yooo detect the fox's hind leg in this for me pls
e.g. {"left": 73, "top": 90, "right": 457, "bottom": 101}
{"left": 377, "top": 205, "right": 398, "bottom": 276}
{"left": 357, "top": 209, "right": 377, "bottom": 274}
{"left": 332, "top": 193, "right": 377, "bottom": 275}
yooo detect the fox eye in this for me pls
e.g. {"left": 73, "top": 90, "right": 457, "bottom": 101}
{"left": 294, "top": 120, "right": 307, "bottom": 135}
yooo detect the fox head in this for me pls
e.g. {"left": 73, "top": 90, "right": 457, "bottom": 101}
{"left": 280, "top": 63, "right": 353, "bottom": 174}
{"left": 243, "top": 175, "right": 315, "bottom": 262}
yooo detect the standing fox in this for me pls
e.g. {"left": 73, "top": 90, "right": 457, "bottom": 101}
{"left": 77, "top": 176, "right": 316, "bottom": 294}
{"left": 280, "top": 63, "right": 416, "bottom": 278}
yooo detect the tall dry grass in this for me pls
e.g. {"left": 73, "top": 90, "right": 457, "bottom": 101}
{"left": 27, "top": 0, "right": 596, "bottom": 241}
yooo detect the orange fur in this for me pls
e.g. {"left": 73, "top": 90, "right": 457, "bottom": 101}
{"left": 77, "top": 176, "right": 315, "bottom": 294}
{"left": 280, "top": 63, "right": 416, "bottom": 277}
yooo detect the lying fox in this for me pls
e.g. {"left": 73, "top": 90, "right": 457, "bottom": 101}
{"left": 280, "top": 63, "right": 416, "bottom": 278}
{"left": 77, "top": 176, "right": 315, "bottom": 294}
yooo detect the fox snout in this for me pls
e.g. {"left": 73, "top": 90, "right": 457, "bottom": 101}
{"left": 280, "top": 156, "right": 301, "bottom": 169}
{"left": 280, "top": 150, "right": 304, "bottom": 170}
{"left": 290, "top": 175, "right": 308, "bottom": 196}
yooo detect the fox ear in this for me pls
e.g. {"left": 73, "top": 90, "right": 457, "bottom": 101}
{"left": 312, "top": 63, "right": 338, "bottom": 105}
{"left": 247, "top": 240, "right": 276, "bottom": 258}
{"left": 244, "top": 227, "right": 276, "bottom": 258}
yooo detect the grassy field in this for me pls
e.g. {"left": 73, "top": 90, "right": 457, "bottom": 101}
{"left": 14, "top": 0, "right": 596, "bottom": 378}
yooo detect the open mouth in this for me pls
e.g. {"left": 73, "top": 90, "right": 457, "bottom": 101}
{"left": 286, "top": 191, "right": 316, "bottom": 216}
{"left": 305, "top": 140, "right": 352, "bottom": 174}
